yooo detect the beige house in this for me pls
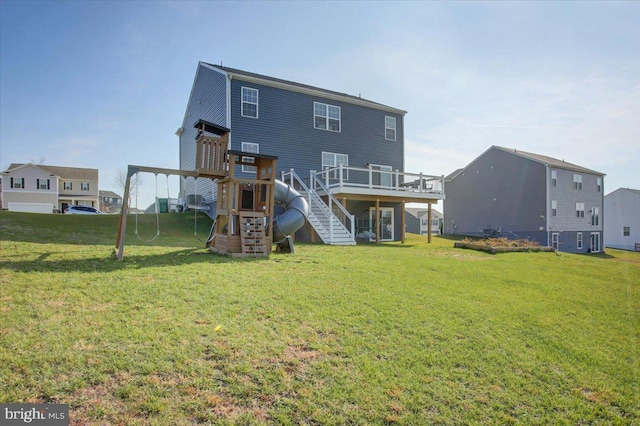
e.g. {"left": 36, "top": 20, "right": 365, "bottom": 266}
{"left": 1, "top": 163, "right": 99, "bottom": 213}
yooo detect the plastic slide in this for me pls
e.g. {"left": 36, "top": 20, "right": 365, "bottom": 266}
{"left": 273, "top": 179, "right": 309, "bottom": 252}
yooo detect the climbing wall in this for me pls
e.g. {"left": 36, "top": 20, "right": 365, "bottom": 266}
{"left": 240, "top": 212, "right": 267, "bottom": 256}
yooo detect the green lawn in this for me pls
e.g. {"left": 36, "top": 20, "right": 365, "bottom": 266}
{"left": 0, "top": 211, "right": 638, "bottom": 425}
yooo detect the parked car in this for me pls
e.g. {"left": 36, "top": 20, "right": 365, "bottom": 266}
{"left": 64, "top": 206, "right": 102, "bottom": 214}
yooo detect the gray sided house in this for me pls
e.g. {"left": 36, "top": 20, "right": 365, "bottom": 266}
{"left": 604, "top": 188, "right": 640, "bottom": 251}
{"left": 405, "top": 207, "right": 443, "bottom": 235}
{"left": 177, "top": 62, "right": 445, "bottom": 244}
{"left": 444, "top": 146, "right": 605, "bottom": 253}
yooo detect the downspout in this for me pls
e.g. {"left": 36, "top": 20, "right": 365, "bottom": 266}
{"left": 545, "top": 164, "right": 550, "bottom": 247}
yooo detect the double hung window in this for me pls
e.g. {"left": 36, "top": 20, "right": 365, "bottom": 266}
{"left": 241, "top": 142, "right": 259, "bottom": 173}
{"left": 385, "top": 116, "right": 396, "bottom": 141}
{"left": 10, "top": 177, "right": 25, "bottom": 189}
{"left": 241, "top": 87, "right": 258, "bottom": 118}
{"left": 37, "top": 179, "right": 50, "bottom": 190}
{"left": 314, "top": 102, "right": 341, "bottom": 132}
{"left": 573, "top": 174, "right": 583, "bottom": 190}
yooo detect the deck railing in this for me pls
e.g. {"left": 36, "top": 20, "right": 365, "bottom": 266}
{"left": 313, "top": 165, "right": 445, "bottom": 195}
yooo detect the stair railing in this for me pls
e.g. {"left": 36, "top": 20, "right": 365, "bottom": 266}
{"left": 281, "top": 169, "right": 354, "bottom": 242}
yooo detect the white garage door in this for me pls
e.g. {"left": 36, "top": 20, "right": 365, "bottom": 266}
{"left": 8, "top": 203, "right": 53, "bottom": 214}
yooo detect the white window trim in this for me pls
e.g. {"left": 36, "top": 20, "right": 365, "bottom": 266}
{"left": 576, "top": 202, "right": 585, "bottom": 218}
{"left": 551, "top": 232, "right": 559, "bottom": 250}
{"left": 551, "top": 170, "right": 557, "bottom": 187}
{"left": 590, "top": 233, "right": 601, "bottom": 253}
{"left": 577, "top": 232, "right": 583, "bottom": 250}
{"left": 385, "top": 116, "right": 396, "bottom": 141}
{"left": 369, "top": 206, "right": 394, "bottom": 242}
{"left": 241, "top": 87, "right": 259, "bottom": 119}
{"left": 551, "top": 200, "right": 557, "bottom": 217}
{"left": 314, "top": 102, "right": 341, "bottom": 132}
{"left": 322, "top": 151, "right": 348, "bottom": 180}
{"left": 10, "top": 177, "right": 25, "bottom": 189}
{"left": 591, "top": 207, "right": 599, "bottom": 226}
{"left": 241, "top": 142, "right": 259, "bottom": 173}
{"left": 573, "top": 174, "right": 583, "bottom": 190}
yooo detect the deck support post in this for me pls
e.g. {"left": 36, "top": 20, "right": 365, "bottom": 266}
{"left": 427, "top": 203, "right": 432, "bottom": 243}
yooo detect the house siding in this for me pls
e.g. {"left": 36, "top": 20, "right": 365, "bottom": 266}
{"left": 179, "top": 64, "right": 228, "bottom": 206}
{"left": 604, "top": 188, "right": 640, "bottom": 250}
{"left": 444, "top": 146, "right": 604, "bottom": 253}
{"left": 547, "top": 167, "right": 603, "bottom": 232}
{"left": 228, "top": 79, "right": 404, "bottom": 180}
{"left": 1, "top": 164, "right": 98, "bottom": 212}
{"left": 444, "top": 148, "right": 546, "bottom": 239}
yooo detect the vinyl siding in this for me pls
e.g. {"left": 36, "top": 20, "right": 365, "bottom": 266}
{"left": 604, "top": 188, "right": 640, "bottom": 250}
{"left": 179, "top": 64, "right": 228, "bottom": 204}
{"left": 547, "top": 167, "right": 603, "bottom": 234}
{"left": 228, "top": 79, "right": 404, "bottom": 179}
{"left": 444, "top": 148, "right": 546, "bottom": 239}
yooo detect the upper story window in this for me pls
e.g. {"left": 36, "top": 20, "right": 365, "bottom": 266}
{"left": 551, "top": 170, "right": 557, "bottom": 187}
{"left": 385, "top": 116, "right": 396, "bottom": 141}
{"left": 241, "top": 87, "right": 258, "bottom": 118}
{"left": 241, "top": 142, "right": 259, "bottom": 173}
{"left": 576, "top": 202, "right": 585, "bottom": 218}
{"left": 64, "top": 182, "right": 72, "bottom": 190}
{"left": 10, "top": 177, "right": 25, "bottom": 189}
{"left": 573, "top": 174, "right": 583, "bottom": 190}
{"left": 591, "top": 207, "right": 599, "bottom": 226}
{"left": 551, "top": 200, "right": 557, "bottom": 216}
{"left": 314, "top": 102, "right": 341, "bottom": 132}
{"left": 596, "top": 177, "right": 602, "bottom": 192}
{"left": 81, "top": 182, "right": 90, "bottom": 191}
{"left": 37, "top": 179, "right": 50, "bottom": 190}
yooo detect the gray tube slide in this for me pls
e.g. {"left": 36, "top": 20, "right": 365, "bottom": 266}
{"left": 273, "top": 179, "right": 309, "bottom": 244}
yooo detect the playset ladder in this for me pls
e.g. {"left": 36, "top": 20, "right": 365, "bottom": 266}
{"left": 239, "top": 212, "right": 267, "bottom": 256}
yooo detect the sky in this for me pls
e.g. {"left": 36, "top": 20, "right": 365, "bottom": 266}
{"left": 1, "top": 1, "right": 639, "bottom": 210}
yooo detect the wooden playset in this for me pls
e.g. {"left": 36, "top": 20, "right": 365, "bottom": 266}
{"left": 115, "top": 120, "right": 279, "bottom": 260}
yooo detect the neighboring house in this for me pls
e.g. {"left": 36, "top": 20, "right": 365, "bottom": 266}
{"left": 604, "top": 188, "right": 640, "bottom": 251}
{"left": 405, "top": 207, "right": 443, "bottom": 235}
{"left": 177, "top": 62, "right": 444, "bottom": 244}
{"left": 1, "top": 163, "right": 99, "bottom": 213}
{"left": 444, "top": 146, "right": 605, "bottom": 253}
{"left": 99, "top": 190, "right": 123, "bottom": 213}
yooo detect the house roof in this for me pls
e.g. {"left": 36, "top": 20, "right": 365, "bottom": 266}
{"left": 606, "top": 187, "right": 640, "bottom": 197}
{"left": 447, "top": 146, "right": 605, "bottom": 180}
{"left": 494, "top": 146, "right": 605, "bottom": 175}
{"left": 202, "top": 62, "right": 407, "bottom": 115}
{"left": 405, "top": 207, "right": 442, "bottom": 218}
{"left": 99, "top": 190, "right": 122, "bottom": 198}
{"left": 4, "top": 163, "right": 98, "bottom": 180}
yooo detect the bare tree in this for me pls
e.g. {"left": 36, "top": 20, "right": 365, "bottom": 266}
{"left": 113, "top": 169, "right": 143, "bottom": 209}
{"left": 28, "top": 156, "right": 46, "bottom": 165}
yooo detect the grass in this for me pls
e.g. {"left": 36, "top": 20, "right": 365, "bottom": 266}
{"left": 0, "top": 211, "right": 638, "bottom": 425}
